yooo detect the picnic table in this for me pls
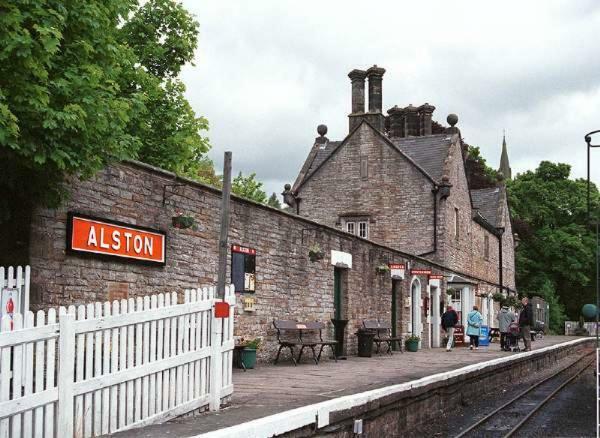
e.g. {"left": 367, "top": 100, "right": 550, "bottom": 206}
{"left": 272, "top": 320, "right": 337, "bottom": 366}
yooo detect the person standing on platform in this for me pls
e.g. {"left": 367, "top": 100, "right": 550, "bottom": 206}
{"left": 497, "top": 305, "right": 515, "bottom": 351}
{"left": 466, "top": 305, "right": 483, "bottom": 350}
{"left": 441, "top": 305, "right": 459, "bottom": 352}
{"left": 518, "top": 296, "right": 534, "bottom": 351}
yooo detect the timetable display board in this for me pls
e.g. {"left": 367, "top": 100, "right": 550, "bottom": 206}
{"left": 231, "top": 245, "right": 256, "bottom": 293}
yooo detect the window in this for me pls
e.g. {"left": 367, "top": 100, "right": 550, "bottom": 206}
{"left": 358, "top": 221, "right": 368, "bottom": 238}
{"left": 454, "top": 208, "right": 459, "bottom": 240}
{"left": 484, "top": 234, "right": 490, "bottom": 260}
{"left": 360, "top": 156, "right": 368, "bottom": 179}
{"left": 342, "top": 218, "right": 369, "bottom": 239}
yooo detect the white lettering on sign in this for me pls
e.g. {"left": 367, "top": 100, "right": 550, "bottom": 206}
{"left": 99, "top": 228, "right": 110, "bottom": 249}
{"left": 86, "top": 226, "right": 154, "bottom": 256}
{"left": 111, "top": 230, "right": 121, "bottom": 250}
{"left": 133, "top": 235, "right": 143, "bottom": 254}
{"left": 87, "top": 226, "right": 97, "bottom": 247}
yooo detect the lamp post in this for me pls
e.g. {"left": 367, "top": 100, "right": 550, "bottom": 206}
{"left": 585, "top": 131, "right": 600, "bottom": 438}
{"left": 584, "top": 131, "right": 600, "bottom": 348}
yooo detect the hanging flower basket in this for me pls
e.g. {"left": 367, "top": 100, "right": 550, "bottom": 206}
{"left": 308, "top": 244, "right": 324, "bottom": 262}
{"left": 172, "top": 214, "right": 195, "bottom": 229}
{"left": 376, "top": 264, "right": 390, "bottom": 275}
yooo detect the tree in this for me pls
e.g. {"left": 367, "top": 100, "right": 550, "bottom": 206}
{"left": 232, "top": 172, "right": 267, "bottom": 204}
{"left": 465, "top": 145, "right": 498, "bottom": 189}
{"left": 267, "top": 193, "right": 282, "bottom": 209}
{"left": 196, "top": 156, "right": 222, "bottom": 188}
{"left": 508, "top": 161, "right": 599, "bottom": 331}
{"left": 120, "top": 0, "right": 210, "bottom": 179}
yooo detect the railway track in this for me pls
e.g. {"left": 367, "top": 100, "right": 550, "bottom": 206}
{"left": 453, "top": 350, "right": 595, "bottom": 438}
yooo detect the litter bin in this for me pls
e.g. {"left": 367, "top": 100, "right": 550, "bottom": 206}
{"left": 356, "top": 330, "right": 375, "bottom": 357}
{"left": 479, "top": 326, "right": 490, "bottom": 347}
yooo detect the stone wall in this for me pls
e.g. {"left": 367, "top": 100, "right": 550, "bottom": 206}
{"left": 296, "top": 123, "right": 436, "bottom": 256}
{"left": 28, "top": 161, "right": 453, "bottom": 361}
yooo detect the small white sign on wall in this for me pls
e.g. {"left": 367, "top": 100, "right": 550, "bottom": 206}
{"left": 331, "top": 250, "right": 352, "bottom": 269}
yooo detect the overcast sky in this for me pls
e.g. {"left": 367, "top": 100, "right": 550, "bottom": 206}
{"left": 180, "top": 0, "right": 600, "bottom": 199}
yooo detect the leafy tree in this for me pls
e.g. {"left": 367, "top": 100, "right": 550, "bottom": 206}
{"left": 465, "top": 145, "right": 498, "bottom": 189}
{"left": 508, "top": 161, "right": 599, "bottom": 331}
{"left": 196, "top": 156, "right": 222, "bottom": 187}
{"left": 0, "top": 0, "right": 209, "bottom": 209}
{"left": 121, "top": 0, "right": 209, "bottom": 178}
{"left": 232, "top": 172, "right": 267, "bottom": 204}
{"left": 267, "top": 193, "right": 282, "bottom": 209}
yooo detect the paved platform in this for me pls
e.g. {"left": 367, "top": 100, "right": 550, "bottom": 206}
{"left": 114, "top": 336, "right": 580, "bottom": 437}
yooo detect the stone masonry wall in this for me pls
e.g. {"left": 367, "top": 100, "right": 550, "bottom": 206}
{"left": 437, "top": 139, "right": 513, "bottom": 290}
{"left": 296, "top": 123, "right": 436, "bottom": 256}
{"left": 29, "top": 161, "right": 443, "bottom": 362}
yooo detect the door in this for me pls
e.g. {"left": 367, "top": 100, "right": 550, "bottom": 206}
{"left": 431, "top": 286, "right": 441, "bottom": 348}
{"left": 391, "top": 280, "right": 400, "bottom": 350}
{"left": 334, "top": 268, "right": 342, "bottom": 320}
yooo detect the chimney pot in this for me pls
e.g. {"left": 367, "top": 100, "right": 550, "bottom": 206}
{"left": 387, "top": 105, "right": 405, "bottom": 137}
{"left": 348, "top": 69, "right": 367, "bottom": 114}
{"left": 404, "top": 104, "right": 419, "bottom": 136}
{"left": 418, "top": 103, "right": 436, "bottom": 136}
{"left": 366, "top": 65, "right": 386, "bottom": 113}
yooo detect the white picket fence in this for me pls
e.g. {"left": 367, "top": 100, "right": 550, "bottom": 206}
{"left": 0, "top": 285, "right": 235, "bottom": 438}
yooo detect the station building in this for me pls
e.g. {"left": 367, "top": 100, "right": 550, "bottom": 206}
{"left": 15, "top": 67, "right": 516, "bottom": 360}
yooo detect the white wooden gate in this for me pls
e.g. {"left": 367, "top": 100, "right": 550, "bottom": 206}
{"left": 0, "top": 284, "right": 235, "bottom": 437}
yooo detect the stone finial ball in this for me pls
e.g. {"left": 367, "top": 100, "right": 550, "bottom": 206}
{"left": 284, "top": 184, "right": 291, "bottom": 190}
{"left": 317, "top": 124, "right": 328, "bottom": 136}
{"left": 447, "top": 114, "right": 458, "bottom": 127}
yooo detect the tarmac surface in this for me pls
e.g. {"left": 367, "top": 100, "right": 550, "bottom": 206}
{"left": 112, "top": 336, "right": 582, "bottom": 437}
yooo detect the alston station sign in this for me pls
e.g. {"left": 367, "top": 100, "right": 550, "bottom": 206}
{"left": 67, "top": 213, "right": 166, "bottom": 265}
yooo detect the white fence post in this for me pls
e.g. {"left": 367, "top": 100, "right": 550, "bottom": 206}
{"left": 57, "top": 313, "right": 75, "bottom": 437}
{"left": 209, "top": 288, "right": 223, "bottom": 411}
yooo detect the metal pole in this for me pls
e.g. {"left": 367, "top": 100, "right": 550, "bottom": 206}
{"left": 217, "top": 152, "right": 232, "bottom": 300}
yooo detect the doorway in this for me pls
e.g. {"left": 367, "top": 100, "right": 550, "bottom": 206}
{"left": 431, "top": 285, "right": 441, "bottom": 348}
{"left": 391, "top": 279, "right": 400, "bottom": 350}
{"left": 410, "top": 278, "right": 422, "bottom": 343}
{"left": 333, "top": 268, "right": 348, "bottom": 357}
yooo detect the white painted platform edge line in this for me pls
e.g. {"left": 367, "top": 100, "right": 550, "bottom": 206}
{"left": 195, "top": 337, "right": 592, "bottom": 438}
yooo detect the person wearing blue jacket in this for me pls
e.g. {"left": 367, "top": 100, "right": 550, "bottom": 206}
{"left": 466, "top": 305, "right": 484, "bottom": 350}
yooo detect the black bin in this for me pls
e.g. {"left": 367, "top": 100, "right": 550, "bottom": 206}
{"left": 356, "top": 330, "right": 375, "bottom": 357}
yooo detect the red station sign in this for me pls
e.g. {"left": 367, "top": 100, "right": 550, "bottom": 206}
{"left": 410, "top": 269, "right": 432, "bottom": 276}
{"left": 67, "top": 213, "right": 166, "bottom": 264}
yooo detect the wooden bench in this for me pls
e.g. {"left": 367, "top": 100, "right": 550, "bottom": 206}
{"left": 273, "top": 320, "right": 338, "bottom": 365}
{"left": 362, "top": 320, "right": 403, "bottom": 354}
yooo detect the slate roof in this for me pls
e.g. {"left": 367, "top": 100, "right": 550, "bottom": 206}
{"left": 471, "top": 187, "right": 502, "bottom": 228}
{"left": 390, "top": 134, "right": 452, "bottom": 183}
{"left": 292, "top": 140, "right": 341, "bottom": 190}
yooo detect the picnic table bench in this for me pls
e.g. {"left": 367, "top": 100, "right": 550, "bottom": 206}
{"left": 273, "top": 320, "right": 338, "bottom": 366}
{"left": 362, "top": 320, "right": 403, "bottom": 354}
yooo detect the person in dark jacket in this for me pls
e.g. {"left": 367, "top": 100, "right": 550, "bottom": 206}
{"left": 518, "top": 296, "right": 534, "bottom": 351}
{"left": 441, "top": 305, "right": 459, "bottom": 351}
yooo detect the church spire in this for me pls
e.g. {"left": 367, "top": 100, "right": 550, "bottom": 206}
{"left": 499, "top": 130, "right": 511, "bottom": 180}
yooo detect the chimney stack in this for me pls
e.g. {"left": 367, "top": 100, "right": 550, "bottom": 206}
{"left": 387, "top": 105, "right": 405, "bottom": 138}
{"left": 418, "top": 103, "right": 435, "bottom": 136}
{"left": 366, "top": 65, "right": 385, "bottom": 112}
{"left": 404, "top": 104, "right": 419, "bottom": 136}
{"left": 348, "top": 69, "right": 367, "bottom": 114}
